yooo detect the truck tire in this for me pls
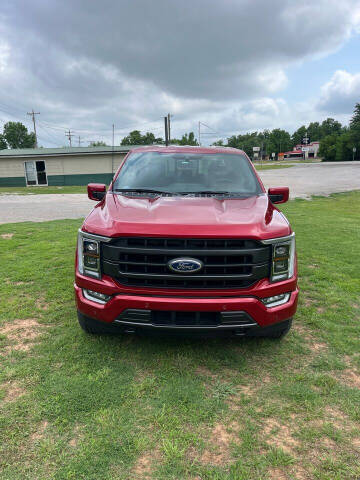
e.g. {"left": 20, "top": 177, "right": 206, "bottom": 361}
{"left": 250, "top": 319, "right": 293, "bottom": 339}
{"left": 77, "top": 311, "right": 116, "bottom": 335}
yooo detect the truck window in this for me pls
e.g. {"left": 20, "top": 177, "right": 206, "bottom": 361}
{"left": 113, "top": 152, "right": 262, "bottom": 195}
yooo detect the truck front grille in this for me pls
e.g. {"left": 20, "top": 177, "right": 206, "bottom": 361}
{"left": 102, "top": 237, "right": 271, "bottom": 289}
{"left": 116, "top": 309, "right": 257, "bottom": 327}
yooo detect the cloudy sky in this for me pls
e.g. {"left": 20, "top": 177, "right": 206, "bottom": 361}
{"left": 1, "top": 0, "right": 360, "bottom": 146}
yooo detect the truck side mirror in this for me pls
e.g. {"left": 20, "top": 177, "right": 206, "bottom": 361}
{"left": 88, "top": 183, "right": 106, "bottom": 201}
{"left": 268, "top": 187, "right": 289, "bottom": 204}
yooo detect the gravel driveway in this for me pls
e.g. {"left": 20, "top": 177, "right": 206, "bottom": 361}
{"left": 0, "top": 161, "right": 359, "bottom": 224}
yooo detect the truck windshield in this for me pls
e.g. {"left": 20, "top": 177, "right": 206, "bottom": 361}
{"left": 113, "top": 152, "right": 262, "bottom": 195}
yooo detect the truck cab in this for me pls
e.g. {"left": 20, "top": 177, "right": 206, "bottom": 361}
{"left": 75, "top": 146, "right": 298, "bottom": 338}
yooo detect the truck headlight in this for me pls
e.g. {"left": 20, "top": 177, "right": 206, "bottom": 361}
{"left": 262, "top": 233, "right": 295, "bottom": 282}
{"left": 77, "top": 230, "right": 111, "bottom": 279}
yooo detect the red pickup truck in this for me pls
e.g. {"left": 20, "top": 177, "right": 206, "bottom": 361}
{"left": 75, "top": 146, "right": 298, "bottom": 338}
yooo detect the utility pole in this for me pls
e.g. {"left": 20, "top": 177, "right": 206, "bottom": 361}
{"left": 164, "top": 116, "right": 169, "bottom": 146}
{"left": 65, "top": 130, "right": 75, "bottom": 147}
{"left": 27, "top": 109, "right": 40, "bottom": 147}
{"left": 111, "top": 124, "right": 115, "bottom": 175}
{"left": 167, "top": 113, "right": 171, "bottom": 143}
{"left": 78, "top": 136, "right": 81, "bottom": 147}
{"left": 198, "top": 121, "right": 201, "bottom": 146}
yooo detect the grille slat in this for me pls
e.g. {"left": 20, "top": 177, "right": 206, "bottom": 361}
{"left": 102, "top": 237, "right": 271, "bottom": 289}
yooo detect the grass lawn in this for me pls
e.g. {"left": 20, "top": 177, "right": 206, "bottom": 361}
{"left": 0, "top": 185, "right": 86, "bottom": 195}
{"left": 0, "top": 192, "right": 359, "bottom": 480}
{"left": 255, "top": 164, "right": 294, "bottom": 171}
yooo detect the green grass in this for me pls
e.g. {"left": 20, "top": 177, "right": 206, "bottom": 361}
{"left": 1, "top": 192, "right": 360, "bottom": 479}
{"left": 0, "top": 185, "right": 86, "bottom": 195}
{"left": 255, "top": 164, "right": 294, "bottom": 171}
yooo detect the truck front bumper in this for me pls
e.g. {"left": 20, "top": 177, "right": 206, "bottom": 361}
{"left": 74, "top": 283, "right": 298, "bottom": 334}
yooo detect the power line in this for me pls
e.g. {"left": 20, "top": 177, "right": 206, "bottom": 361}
{"left": 36, "top": 124, "right": 64, "bottom": 147}
{"left": 198, "top": 121, "right": 218, "bottom": 146}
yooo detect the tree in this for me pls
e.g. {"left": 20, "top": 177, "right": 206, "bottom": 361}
{"left": 349, "top": 103, "right": 360, "bottom": 131}
{"left": 349, "top": 103, "right": 360, "bottom": 159}
{"left": 266, "top": 129, "right": 292, "bottom": 155}
{"left": 0, "top": 134, "right": 7, "bottom": 150}
{"left": 227, "top": 131, "right": 262, "bottom": 157}
{"left": 3, "top": 122, "right": 36, "bottom": 149}
{"left": 335, "top": 131, "right": 353, "bottom": 162}
{"left": 291, "top": 126, "right": 307, "bottom": 147}
{"left": 320, "top": 118, "right": 342, "bottom": 138}
{"left": 89, "top": 141, "right": 108, "bottom": 147}
{"left": 306, "top": 122, "right": 321, "bottom": 142}
{"left": 120, "top": 130, "right": 163, "bottom": 146}
{"left": 177, "top": 132, "right": 198, "bottom": 145}
{"left": 318, "top": 134, "right": 338, "bottom": 161}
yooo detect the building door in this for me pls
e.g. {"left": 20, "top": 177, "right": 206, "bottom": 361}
{"left": 24, "top": 160, "right": 48, "bottom": 186}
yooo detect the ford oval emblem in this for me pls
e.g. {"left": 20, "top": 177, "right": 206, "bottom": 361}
{"left": 167, "top": 258, "right": 203, "bottom": 274}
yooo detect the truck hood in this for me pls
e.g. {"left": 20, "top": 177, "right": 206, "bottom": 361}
{"left": 82, "top": 193, "right": 291, "bottom": 240}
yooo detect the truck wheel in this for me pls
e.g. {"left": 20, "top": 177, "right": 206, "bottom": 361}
{"left": 264, "top": 319, "right": 292, "bottom": 339}
{"left": 77, "top": 311, "right": 115, "bottom": 335}
{"left": 250, "top": 319, "right": 293, "bottom": 339}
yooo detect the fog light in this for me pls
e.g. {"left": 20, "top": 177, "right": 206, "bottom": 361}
{"left": 83, "top": 289, "right": 111, "bottom": 304}
{"left": 261, "top": 293, "right": 291, "bottom": 308}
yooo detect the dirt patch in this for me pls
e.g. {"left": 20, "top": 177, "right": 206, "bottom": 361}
{"left": 324, "top": 406, "right": 351, "bottom": 431}
{"left": 294, "top": 323, "right": 328, "bottom": 355}
{"left": 0, "top": 318, "right": 47, "bottom": 353}
{"left": 268, "top": 468, "right": 288, "bottom": 480}
{"left": 353, "top": 438, "right": 360, "bottom": 450}
{"left": 36, "top": 298, "right": 49, "bottom": 311}
{"left": 131, "top": 448, "right": 161, "bottom": 479}
{"left": 4, "top": 279, "right": 34, "bottom": 286}
{"left": 1, "top": 380, "right": 25, "bottom": 402}
{"left": 308, "top": 264, "right": 319, "bottom": 269}
{"left": 1, "top": 233, "right": 14, "bottom": 239}
{"left": 69, "top": 425, "right": 83, "bottom": 447}
{"left": 341, "top": 368, "right": 360, "bottom": 388}
{"left": 31, "top": 420, "right": 49, "bottom": 442}
{"left": 303, "top": 297, "right": 315, "bottom": 307}
{"left": 198, "top": 422, "right": 240, "bottom": 466}
{"left": 293, "top": 465, "right": 312, "bottom": 479}
{"left": 194, "top": 366, "right": 217, "bottom": 379}
{"left": 311, "top": 341, "right": 328, "bottom": 353}
{"left": 263, "top": 418, "right": 299, "bottom": 455}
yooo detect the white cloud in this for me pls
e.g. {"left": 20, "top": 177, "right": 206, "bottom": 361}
{"left": 0, "top": 0, "right": 359, "bottom": 145}
{"left": 318, "top": 70, "right": 360, "bottom": 113}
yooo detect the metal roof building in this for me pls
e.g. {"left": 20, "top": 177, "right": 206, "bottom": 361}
{"left": 0, "top": 146, "right": 136, "bottom": 187}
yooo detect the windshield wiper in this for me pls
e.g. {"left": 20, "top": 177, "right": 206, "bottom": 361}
{"left": 179, "top": 191, "right": 253, "bottom": 197}
{"left": 179, "top": 190, "right": 231, "bottom": 195}
{"left": 114, "top": 188, "right": 173, "bottom": 195}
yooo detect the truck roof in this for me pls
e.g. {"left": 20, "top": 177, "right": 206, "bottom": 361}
{"left": 127, "top": 145, "right": 245, "bottom": 155}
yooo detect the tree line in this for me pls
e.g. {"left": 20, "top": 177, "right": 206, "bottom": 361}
{"left": 112, "top": 103, "right": 360, "bottom": 161}
{"left": 1, "top": 103, "right": 359, "bottom": 161}
{"left": 213, "top": 117, "right": 343, "bottom": 159}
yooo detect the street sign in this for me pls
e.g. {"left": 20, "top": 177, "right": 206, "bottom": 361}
{"left": 253, "top": 146, "right": 260, "bottom": 152}
{"left": 271, "top": 152, "right": 275, "bottom": 158}
{"left": 353, "top": 147, "right": 357, "bottom": 153}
